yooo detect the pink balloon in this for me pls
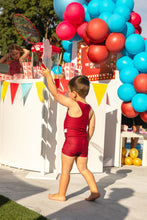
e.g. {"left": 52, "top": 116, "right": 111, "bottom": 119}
{"left": 135, "top": 25, "right": 142, "bottom": 34}
{"left": 64, "top": 2, "right": 85, "bottom": 26}
{"left": 56, "top": 21, "right": 76, "bottom": 40}
{"left": 129, "top": 12, "right": 141, "bottom": 28}
{"left": 77, "top": 22, "right": 88, "bottom": 38}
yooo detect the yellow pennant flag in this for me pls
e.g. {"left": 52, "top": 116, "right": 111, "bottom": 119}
{"left": 1, "top": 81, "right": 9, "bottom": 101}
{"left": 36, "top": 82, "right": 46, "bottom": 103}
{"left": 92, "top": 83, "right": 107, "bottom": 106}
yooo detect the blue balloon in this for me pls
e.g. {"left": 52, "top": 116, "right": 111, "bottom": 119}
{"left": 53, "top": 0, "right": 87, "bottom": 20}
{"left": 63, "top": 51, "right": 72, "bottom": 63}
{"left": 132, "top": 93, "right": 147, "bottom": 112}
{"left": 125, "top": 34, "right": 145, "bottom": 55}
{"left": 114, "top": 5, "right": 131, "bottom": 22}
{"left": 133, "top": 52, "right": 147, "bottom": 73}
{"left": 118, "top": 83, "right": 137, "bottom": 102}
{"left": 62, "top": 40, "right": 72, "bottom": 52}
{"left": 116, "top": 0, "right": 134, "bottom": 11}
{"left": 119, "top": 67, "right": 139, "bottom": 84}
{"left": 108, "top": 14, "right": 126, "bottom": 32}
{"left": 99, "top": 0, "right": 115, "bottom": 13}
{"left": 116, "top": 56, "right": 134, "bottom": 71}
{"left": 121, "top": 22, "right": 135, "bottom": 38}
{"left": 87, "top": 0, "right": 101, "bottom": 18}
{"left": 52, "top": 65, "right": 62, "bottom": 75}
{"left": 99, "top": 12, "right": 112, "bottom": 24}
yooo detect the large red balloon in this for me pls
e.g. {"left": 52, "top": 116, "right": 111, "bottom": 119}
{"left": 56, "top": 21, "right": 76, "bottom": 40}
{"left": 140, "top": 111, "right": 147, "bottom": 123}
{"left": 86, "top": 18, "right": 109, "bottom": 43}
{"left": 64, "top": 2, "right": 85, "bottom": 26}
{"left": 105, "top": 33, "right": 126, "bottom": 53}
{"left": 129, "top": 12, "right": 141, "bottom": 28}
{"left": 87, "top": 44, "right": 109, "bottom": 64}
{"left": 133, "top": 74, "right": 147, "bottom": 93}
{"left": 121, "top": 101, "right": 139, "bottom": 118}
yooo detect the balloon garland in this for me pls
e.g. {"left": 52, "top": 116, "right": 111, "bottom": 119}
{"left": 53, "top": 0, "right": 147, "bottom": 123}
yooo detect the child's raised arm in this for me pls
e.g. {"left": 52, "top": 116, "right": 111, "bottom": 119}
{"left": 42, "top": 67, "right": 73, "bottom": 108}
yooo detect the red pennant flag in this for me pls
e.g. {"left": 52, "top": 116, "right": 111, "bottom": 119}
{"left": 54, "top": 79, "right": 69, "bottom": 95}
{"left": 10, "top": 83, "right": 19, "bottom": 104}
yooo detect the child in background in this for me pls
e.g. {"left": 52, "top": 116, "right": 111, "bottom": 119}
{"left": 42, "top": 67, "right": 100, "bottom": 202}
{"left": 0, "top": 44, "right": 29, "bottom": 75}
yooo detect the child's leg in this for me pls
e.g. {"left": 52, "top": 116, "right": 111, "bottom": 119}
{"left": 48, "top": 153, "right": 75, "bottom": 201}
{"left": 76, "top": 156, "right": 100, "bottom": 201}
{"left": 131, "top": 125, "right": 140, "bottom": 148}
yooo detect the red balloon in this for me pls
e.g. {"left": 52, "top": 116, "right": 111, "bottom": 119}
{"left": 56, "top": 21, "right": 76, "bottom": 40}
{"left": 129, "top": 12, "right": 141, "bottom": 28}
{"left": 135, "top": 25, "right": 142, "bottom": 34}
{"left": 77, "top": 22, "right": 88, "bottom": 38}
{"left": 64, "top": 2, "right": 85, "bottom": 26}
{"left": 105, "top": 33, "right": 126, "bottom": 53}
{"left": 121, "top": 101, "right": 139, "bottom": 118}
{"left": 86, "top": 18, "right": 109, "bottom": 43}
{"left": 83, "top": 30, "right": 91, "bottom": 45}
{"left": 133, "top": 74, "right": 147, "bottom": 93}
{"left": 87, "top": 44, "right": 109, "bottom": 64}
{"left": 140, "top": 111, "right": 147, "bottom": 123}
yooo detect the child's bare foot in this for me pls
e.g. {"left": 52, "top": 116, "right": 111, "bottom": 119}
{"left": 48, "top": 193, "right": 66, "bottom": 201}
{"left": 85, "top": 192, "right": 100, "bottom": 201}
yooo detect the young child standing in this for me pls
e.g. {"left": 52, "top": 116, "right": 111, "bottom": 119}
{"left": 42, "top": 68, "right": 100, "bottom": 202}
{"left": 0, "top": 44, "right": 29, "bottom": 75}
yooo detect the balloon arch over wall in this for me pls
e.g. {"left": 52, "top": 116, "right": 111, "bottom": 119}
{"left": 53, "top": 0, "right": 147, "bottom": 123}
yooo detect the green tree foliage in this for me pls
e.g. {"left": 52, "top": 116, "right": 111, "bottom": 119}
{"left": 0, "top": 0, "right": 61, "bottom": 54}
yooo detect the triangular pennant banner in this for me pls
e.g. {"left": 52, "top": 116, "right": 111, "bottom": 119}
{"left": 106, "top": 92, "right": 110, "bottom": 106}
{"left": 0, "top": 82, "right": 2, "bottom": 101}
{"left": 35, "top": 82, "right": 46, "bottom": 103}
{"left": 21, "top": 83, "right": 33, "bottom": 104}
{"left": 92, "top": 83, "right": 107, "bottom": 106}
{"left": 10, "top": 83, "right": 19, "bottom": 104}
{"left": 1, "top": 81, "right": 9, "bottom": 101}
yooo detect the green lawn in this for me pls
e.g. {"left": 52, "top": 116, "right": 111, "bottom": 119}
{"left": 0, "top": 195, "right": 48, "bottom": 220}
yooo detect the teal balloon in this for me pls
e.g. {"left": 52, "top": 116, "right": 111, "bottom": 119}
{"left": 132, "top": 93, "right": 147, "bottom": 112}
{"left": 52, "top": 65, "right": 62, "bottom": 75}
{"left": 99, "top": 12, "right": 112, "bottom": 24}
{"left": 133, "top": 52, "right": 147, "bottom": 73}
{"left": 87, "top": 0, "right": 101, "bottom": 18}
{"left": 125, "top": 34, "right": 145, "bottom": 55}
{"left": 62, "top": 40, "right": 72, "bottom": 52}
{"left": 99, "top": 0, "right": 115, "bottom": 13}
{"left": 144, "top": 39, "right": 147, "bottom": 52}
{"left": 53, "top": 0, "right": 87, "bottom": 20}
{"left": 114, "top": 5, "right": 131, "bottom": 21}
{"left": 108, "top": 14, "right": 126, "bottom": 32}
{"left": 83, "top": 4, "right": 91, "bottom": 22}
{"left": 117, "top": 83, "right": 136, "bottom": 102}
{"left": 119, "top": 67, "right": 139, "bottom": 84}
{"left": 121, "top": 22, "right": 135, "bottom": 38}
{"left": 116, "top": 56, "right": 134, "bottom": 71}
{"left": 116, "top": 0, "right": 134, "bottom": 11}
{"left": 63, "top": 51, "right": 72, "bottom": 62}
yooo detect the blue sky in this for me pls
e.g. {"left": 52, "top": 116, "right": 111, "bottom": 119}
{"left": 134, "top": 0, "right": 147, "bottom": 37}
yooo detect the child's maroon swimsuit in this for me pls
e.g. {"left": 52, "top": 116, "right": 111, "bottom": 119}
{"left": 62, "top": 101, "right": 91, "bottom": 157}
